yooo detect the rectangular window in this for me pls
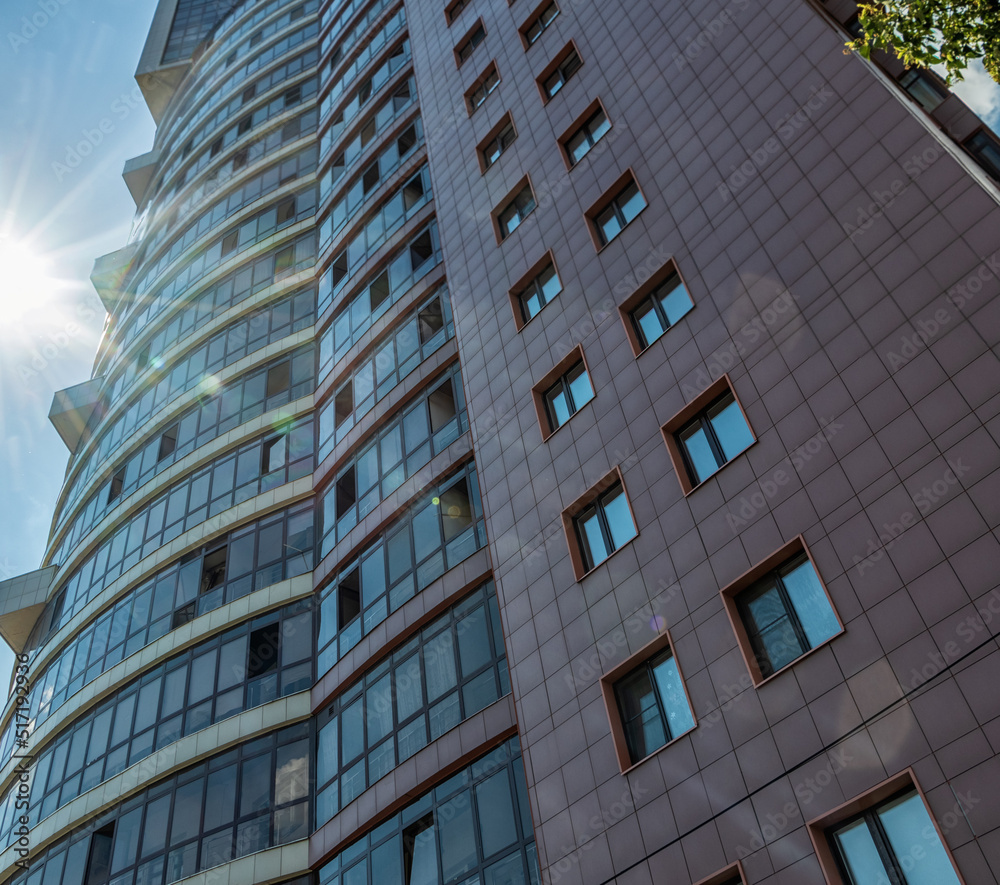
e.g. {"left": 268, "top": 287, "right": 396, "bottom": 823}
{"left": 477, "top": 113, "right": 517, "bottom": 172}
{"left": 455, "top": 21, "right": 486, "bottom": 66}
{"left": 562, "top": 104, "right": 611, "bottom": 166}
{"left": 628, "top": 272, "right": 693, "bottom": 350}
{"left": 614, "top": 648, "right": 694, "bottom": 763}
{"left": 898, "top": 68, "right": 948, "bottom": 113}
{"left": 445, "top": 0, "right": 467, "bottom": 24}
{"left": 495, "top": 179, "right": 536, "bottom": 241}
{"left": 466, "top": 63, "right": 500, "bottom": 115}
{"left": 200, "top": 546, "right": 228, "bottom": 595}
{"left": 572, "top": 479, "right": 637, "bottom": 572}
{"left": 538, "top": 44, "right": 582, "bottom": 100}
{"left": 520, "top": 0, "right": 559, "bottom": 47}
{"left": 511, "top": 254, "right": 561, "bottom": 327}
{"left": 108, "top": 466, "right": 127, "bottom": 504}
{"left": 157, "top": 424, "right": 179, "bottom": 462}
{"left": 736, "top": 552, "right": 840, "bottom": 679}
{"left": 589, "top": 174, "right": 646, "bottom": 246}
{"left": 966, "top": 129, "right": 1000, "bottom": 181}
{"left": 808, "top": 775, "right": 963, "bottom": 885}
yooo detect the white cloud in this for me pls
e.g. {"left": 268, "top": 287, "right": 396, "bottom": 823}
{"left": 947, "top": 60, "right": 1000, "bottom": 129}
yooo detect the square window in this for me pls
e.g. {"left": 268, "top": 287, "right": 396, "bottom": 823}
{"left": 445, "top": 0, "right": 467, "bottom": 24}
{"left": 466, "top": 63, "right": 500, "bottom": 115}
{"left": 736, "top": 551, "right": 840, "bottom": 679}
{"left": 603, "top": 635, "right": 695, "bottom": 769}
{"left": 455, "top": 21, "right": 486, "bottom": 67}
{"left": 521, "top": 0, "right": 560, "bottom": 46}
{"left": 661, "top": 375, "right": 754, "bottom": 493}
{"left": 221, "top": 231, "right": 239, "bottom": 256}
{"left": 242, "top": 84, "right": 257, "bottom": 104}
{"left": 538, "top": 44, "right": 582, "bottom": 101}
{"left": 561, "top": 469, "right": 637, "bottom": 579}
{"left": 721, "top": 538, "right": 842, "bottom": 685}
{"left": 589, "top": 176, "right": 646, "bottom": 247}
{"left": 510, "top": 254, "right": 561, "bottom": 328}
{"left": 494, "top": 179, "right": 536, "bottom": 241}
{"left": 808, "top": 774, "right": 963, "bottom": 885}
{"left": 562, "top": 103, "right": 611, "bottom": 166}
{"left": 477, "top": 113, "right": 517, "bottom": 172}
{"left": 628, "top": 272, "right": 693, "bottom": 350}
{"left": 237, "top": 115, "right": 253, "bottom": 136}
{"left": 233, "top": 148, "right": 249, "bottom": 171}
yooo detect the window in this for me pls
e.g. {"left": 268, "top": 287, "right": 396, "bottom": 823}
{"left": 478, "top": 113, "right": 517, "bottom": 171}
{"left": 455, "top": 21, "right": 486, "bottom": 66}
{"left": 107, "top": 465, "right": 126, "bottom": 504}
{"left": 247, "top": 623, "right": 280, "bottom": 678}
{"left": 495, "top": 179, "right": 536, "bottom": 241}
{"left": 466, "top": 62, "right": 500, "bottom": 114}
{"left": 510, "top": 254, "right": 561, "bottom": 327}
{"left": 898, "top": 68, "right": 948, "bottom": 113}
{"left": 521, "top": 0, "right": 559, "bottom": 46}
{"left": 692, "top": 864, "right": 747, "bottom": 885}
{"left": 266, "top": 361, "right": 291, "bottom": 398}
{"left": 445, "top": 0, "right": 467, "bottom": 24}
{"left": 614, "top": 646, "right": 694, "bottom": 764}
{"left": 966, "top": 128, "right": 1000, "bottom": 181}
{"left": 675, "top": 389, "right": 754, "bottom": 486}
{"left": 200, "top": 546, "right": 228, "bottom": 595}
{"left": 736, "top": 551, "right": 840, "bottom": 679}
{"left": 571, "top": 479, "right": 637, "bottom": 572}
{"left": 589, "top": 174, "right": 646, "bottom": 246}
{"left": 543, "top": 360, "right": 593, "bottom": 430}
{"left": 157, "top": 424, "right": 179, "bottom": 462}
{"left": 627, "top": 271, "right": 693, "bottom": 350}
{"left": 538, "top": 44, "right": 582, "bottom": 100}
{"left": 562, "top": 104, "right": 611, "bottom": 166}
{"left": 809, "top": 777, "right": 963, "bottom": 885}
{"left": 242, "top": 84, "right": 256, "bottom": 104}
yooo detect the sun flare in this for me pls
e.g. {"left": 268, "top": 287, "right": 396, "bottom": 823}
{"left": 0, "top": 240, "right": 62, "bottom": 325}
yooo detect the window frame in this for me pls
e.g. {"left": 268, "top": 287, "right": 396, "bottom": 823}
{"left": 508, "top": 251, "right": 561, "bottom": 330}
{"left": 476, "top": 111, "right": 518, "bottom": 173}
{"left": 530, "top": 344, "right": 594, "bottom": 440}
{"left": 454, "top": 19, "right": 487, "bottom": 68}
{"left": 444, "top": 0, "right": 468, "bottom": 26}
{"left": 692, "top": 863, "right": 748, "bottom": 885}
{"left": 720, "top": 536, "right": 843, "bottom": 686}
{"left": 492, "top": 176, "right": 537, "bottom": 243}
{"left": 660, "top": 374, "right": 755, "bottom": 495}
{"left": 617, "top": 259, "right": 693, "bottom": 356}
{"left": 585, "top": 169, "right": 647, "bottom": 249}
{"left": 519, "top": 0, "right": 560, "bottom": 48}
{"left": 558, "top": 98, "right": 612, "bottom": 168}
{"left": 536, "top": 41, "right": 582, "bottom": 103}
{"left": 965, "top": 127, "right": 1000, "bottom": 182}
{"left": 560, "top": 466, "right": 637, "bottom": 581}
{"left": 601, "top": 630, "right": 696, "bottom": 771}
{"left": 465, "top": 61, "right": 501, "bottom": 116}
{"left": 807, "top": 771, "right": 966, "bottom": 885}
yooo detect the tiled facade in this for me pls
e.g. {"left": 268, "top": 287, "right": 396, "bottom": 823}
{"left": 1, "top": 0, "right": 1000, "bottom": 883}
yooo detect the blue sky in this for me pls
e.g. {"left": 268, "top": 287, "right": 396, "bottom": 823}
{"left": 0, "top": 0, "right": 997, "bottom": 694}
{"left": 0, "top": 0, "right": 158, "bottom": 685}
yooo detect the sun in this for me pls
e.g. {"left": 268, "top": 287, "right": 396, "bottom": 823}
{"left": 0, "top": 239, "right": 62, "bottom": 325}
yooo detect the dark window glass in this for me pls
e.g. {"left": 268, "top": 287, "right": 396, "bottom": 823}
{"left": 737, "top": 552, "right": 839, "bottom": 678}
{"left": 543, "top": 48, "right": 581, "bottom": 98}
{"left": 525, "top": 1, "right": 559, "bottom": 44}
{"left": 614, "top": 648, "right": 694, "bottom": 763}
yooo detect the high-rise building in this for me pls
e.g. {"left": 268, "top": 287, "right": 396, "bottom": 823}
{"left": 2, "top": 0, "right": 1000, "bottom": 882}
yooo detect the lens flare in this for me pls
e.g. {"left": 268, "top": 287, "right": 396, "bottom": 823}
{"left": 198, "top": 375, "right": 222, "bottom": 400}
